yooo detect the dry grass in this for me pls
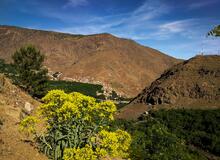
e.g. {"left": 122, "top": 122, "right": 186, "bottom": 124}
{"left": 0, "top": 74, "right": 47, "bottom": 160}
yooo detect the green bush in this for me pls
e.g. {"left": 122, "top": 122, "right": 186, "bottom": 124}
{"left": 0, "top": 59, "right": 16, "bottom": 78}
{"left": 12, "top": 45, "right": 48, "bottom": 97}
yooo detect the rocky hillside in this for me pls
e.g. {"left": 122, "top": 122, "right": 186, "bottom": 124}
{"left": 131, "top": 55, "right": 220, "bottom": 107}
{"left": 0, "top": 25, "right": 179, "bottom": 97}
{"left": 0, "top": 74, "right": 46, "bottom": 160}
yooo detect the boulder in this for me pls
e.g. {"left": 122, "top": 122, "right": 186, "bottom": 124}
{"left": 24, "top": 102, "right": 33, "bottom": 114}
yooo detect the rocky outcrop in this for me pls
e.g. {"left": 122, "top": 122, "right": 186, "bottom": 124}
{"left": 132, "top": 55, "right": 220, "bottom": 106}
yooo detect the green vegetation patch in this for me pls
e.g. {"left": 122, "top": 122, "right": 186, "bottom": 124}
{"left": 46, "top": 80, "right": 104, "bottom": 99}
{"left": 148, "top": 109, "right": 220, "bottom": 156}
{"left": 113, "top": 118, "right": 207, "bottom": 160}
{"left": 0, "top": 59, "right": 16, "bottom": 77}
{"left": 45, "top": 81, "right": 131, "bottom": 109}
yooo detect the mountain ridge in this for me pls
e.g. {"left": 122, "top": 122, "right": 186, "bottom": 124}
{"left": 0, "top": 25, "right": 180, "bottom": 97}
{"left": 117, "top": 55, "right": 220, "bottom": 120}
{"left": 131, "top": 55, "right": 220, "bottom": 106}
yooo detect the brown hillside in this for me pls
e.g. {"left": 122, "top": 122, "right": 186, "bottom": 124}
{"left": 131, "top": 55, "right": 220, "bottom": 107}
{"left": 0, "top": 25, "right": 179, "bottom": 97}
{"left": 0, "top": 74, "right": 47, "bottom": 160}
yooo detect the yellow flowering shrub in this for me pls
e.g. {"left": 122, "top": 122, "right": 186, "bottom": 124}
{"left": 19, "top": 90, "right": 131, "bottom": 160}
{"left": 63, "top": 145, "right": 97, "bottom": 160}
{"left": 39, "top": 90, "right": 116, "bottom": 125}
{"left": 63, "top": 129, "right": 131, "bottom": 160}
{"left": 95, "top": 129, "right": 131, "bottom": 159}
{"left": 19, "top": 116, "right": 38, "bottom": 135}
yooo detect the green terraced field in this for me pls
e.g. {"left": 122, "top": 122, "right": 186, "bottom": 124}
{"left": 46, "top": 80, "right": 104, "bottom": 99}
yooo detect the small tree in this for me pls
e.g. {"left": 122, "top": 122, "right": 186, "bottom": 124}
{"left": 208, "top": 25, "right": 220, "bottom": 37}
{"left": 12, "top": 45, "right": 48, "bottom": 97}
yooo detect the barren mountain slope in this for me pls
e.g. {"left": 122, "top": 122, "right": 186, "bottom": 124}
{"left": 131, "top": 55, "right": 220, "bottom": 107}
{"left": 0, "top": 25, "right": 179, "bottom": 97}
{"left": 0, "top": 74, "right": 47, "bottom": 160}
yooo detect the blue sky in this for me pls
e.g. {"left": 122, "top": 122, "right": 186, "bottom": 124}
{"left": 0, "top": 0, "right": 220, "bottom": 59}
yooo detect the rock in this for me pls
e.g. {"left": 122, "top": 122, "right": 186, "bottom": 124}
{"left": 24, "top": 102, "right": 33, "bottom": 114}
{"left": 20, "top": 102, "right": 33, "bottom": 120}
{"left": 131, "top": 55, "right": 220, "bottom": 106}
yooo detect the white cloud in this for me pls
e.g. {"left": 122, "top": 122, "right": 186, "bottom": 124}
{"left": 63, "top": 0, "right": 88, "bottom": 8}
{"left": 30, "top": 0, "right": 171, "bottom": 34}
{"left": 159, "top": 19, "right": 198, "bottom": 33}
{"left": 35, "top": 0, "right": 218, "bottom": 56}
{"left": 132, "top": 0, "right": 170, "bottom": 21}
{"left": 57, "top": 0, "right": 171, "bottom": 35}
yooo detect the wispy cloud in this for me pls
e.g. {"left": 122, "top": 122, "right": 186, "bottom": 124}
{"left": 63, "top": 0, "right": 88, "bottom": 8}
{"left": 54, "top": 0, "right": 172, "bottom": 37}
{"left": 159, "top": 19, "right": 196, "bottom": 33}
{"left": 189, "top": 0, "right": 218, "bottom": 9}
{"left": 132, "top": 0, "right": 170, "bottom": 21}
{"left": 156, "top": 18, "right": 202, "bottom": 40}
{"left": 34, "top": 0, "right": 216, "bottom": 45}
{"left": 3, "top": 0, "right": 220, "bottom": 59}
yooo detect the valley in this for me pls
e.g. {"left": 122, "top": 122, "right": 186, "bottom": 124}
{"left": 0, "top": 24, "right": 219, "bottom": 160}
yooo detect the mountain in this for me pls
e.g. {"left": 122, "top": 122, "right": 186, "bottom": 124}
{"left": 0, "top": 74, "right": 47, "bottom": 160}
{"left": 0, "top": 25, "right": 179, "bottom": 97}
{"left": 131, "top": 55, "right": 220, "bottom": 107}
{"left": 117, "top": 55, "right": 220, "bottom": 120}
